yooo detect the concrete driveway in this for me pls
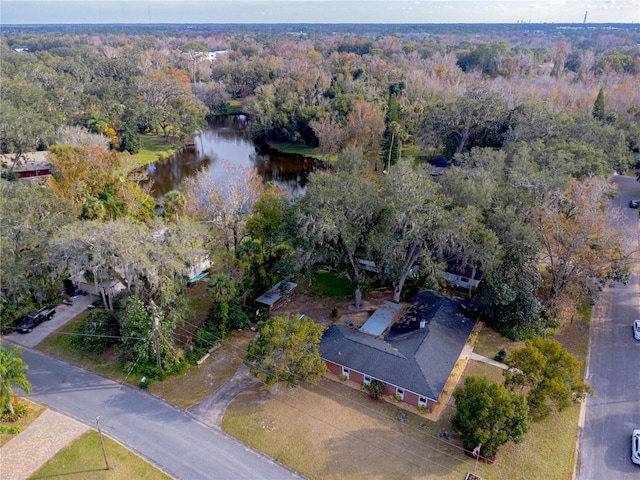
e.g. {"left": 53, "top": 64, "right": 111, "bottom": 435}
{"left": 6, "top": 293, "right": 98, "bottom": 349}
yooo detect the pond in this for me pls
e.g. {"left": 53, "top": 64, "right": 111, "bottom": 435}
{"left": 141, "top": 115, "right": 322, "bottom": 198}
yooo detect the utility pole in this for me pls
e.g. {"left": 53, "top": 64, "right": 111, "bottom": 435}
{"left": 150, "top": 300, "right": 163, "bottom": 381}
{"left": 96, "top": 416, "right": 110, "bottom": 470}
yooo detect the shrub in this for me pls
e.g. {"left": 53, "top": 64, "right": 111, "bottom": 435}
{"left": 417, "top": 405, "right": 431, "bottom": 414}
{"left": 339, "top": 374, "right": 347, "bottom": 381}
{"left": 2, "top": 401, "right": 29, "bottom": 422}
{"left": 9, "top": 426, "right": 21, "bottom": 434}
{"left": 364, "top": 380, "right": 384, "bottom": 399}
{"left": 0, "top": 426, "right": 9, "bottom": 433}
{"left": 331, "top": 307, "right": 338, "bottom": 318}
{"left": 70, "top": 311, "right": 120, "bottom": 353}
{"left": 494, "top": 349, "right": 507, "bottom": 363}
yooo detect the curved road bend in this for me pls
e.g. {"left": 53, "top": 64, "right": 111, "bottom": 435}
{"left": 17, "top": 347, "right": 304, "bottom": 480}
{"left": 576, "top": 175, "right": 640, "bottom": 479}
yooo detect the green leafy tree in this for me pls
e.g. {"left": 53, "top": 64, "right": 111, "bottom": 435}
{"left": 206, "top": 274, "right": 238, "bottom": 338}
{"left": 451, "top": 376, "right": 530, "bottom": 458}
{"left": 592, "top": 88, "right": 605, "bottom": 122}
{"left": 504, "top": 337, "right": 593, "bottom": 419}
{"left": 375, "top": 159, "right": 454, "bottom": 302}
{"left": 296, "top": 147, "right": 383, "bottom": 309}
{"left": 117, "top": 296, "right": 176, "bottom": 374}
{"left": 244, "top": 313, "right": 327, "bottom": 387}
{"left": 0, "top": 345, "right": 32, "bottom": 415}
{"left": 118, "top": 124, "right": 140, "bottom": 154}
{"left": 0, "top": 181, "right": 76, "bottom": 323}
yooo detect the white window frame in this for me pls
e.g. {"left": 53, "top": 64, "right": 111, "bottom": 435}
{"left": 396, "top": 387, "right": 404, "bottom": 401}
{"left": 418, "top": 396, "right": 428, "bottom": 407}
{"left": 364, "top": 375, "right": 372, "bottom": 385}
{"left": 342, "top": 367, "right": 350, "bottom": 379}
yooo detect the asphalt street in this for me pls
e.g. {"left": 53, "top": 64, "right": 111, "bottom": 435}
{"left": 576, "top": 174, "right": 640, "bottom": 479}
{"left": 9, "top": 346, "right": 304, "bottom": 480}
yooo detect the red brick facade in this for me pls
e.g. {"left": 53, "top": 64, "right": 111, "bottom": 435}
{"left": 325, "top": 360, "right": 436, "bottom": 410}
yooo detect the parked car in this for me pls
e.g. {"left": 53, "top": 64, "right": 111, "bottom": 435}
{"left": 629, "top": 200, "right": 639, "bottom": 209}
{"left": 16, "top": 306, "right": 56, "bottom": 333}
{"left": 632, "top": 429, "right": 640, "bottom": 465}
{"left": 634, "top": 320, "right": 640, "bottom": 341}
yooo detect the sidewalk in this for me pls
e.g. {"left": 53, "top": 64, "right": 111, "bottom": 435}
{"left": 0, "top": 409, "right": 89, "bottom": 480}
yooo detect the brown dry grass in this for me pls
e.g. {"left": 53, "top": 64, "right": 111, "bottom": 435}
{"left": 222, "top": 312, "right": 585, "bottom": 480}
{"left": 149, "top": 331, "right": 253, "bottom": 409}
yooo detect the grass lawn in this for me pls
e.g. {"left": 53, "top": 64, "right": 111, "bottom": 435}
{"left": 306, "top": 270, "right": 355, "bottom": 299}
{"left": 30, "top": 430, "right": 172, "bottom": 480}
{"left": 135, "top": 134, "right": 180, "bottom": 165}
{"left": 0, "top": 399, "right": 46, "bottom": 447}
{"left": 267, "top": 142, "right": 325, "bottom": 160}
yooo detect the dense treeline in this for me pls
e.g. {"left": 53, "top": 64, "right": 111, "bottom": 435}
{"left": 0, "top": 25, "right": 637, "bottom": 378}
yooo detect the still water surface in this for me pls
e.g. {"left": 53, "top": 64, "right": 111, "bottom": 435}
{"left": 142, "top": 115, "right": 321, "bottom": 198}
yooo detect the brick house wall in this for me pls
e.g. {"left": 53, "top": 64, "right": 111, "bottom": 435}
{"left": 324, "top": 360, "right": 436, "bottom": 410}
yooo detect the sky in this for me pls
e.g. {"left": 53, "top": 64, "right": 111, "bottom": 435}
{"left": 1, "top": 0, "right": 639, "bottom": 24}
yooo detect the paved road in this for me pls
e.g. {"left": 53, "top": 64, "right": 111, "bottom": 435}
{"left": 576, "top": 175, "right": 640, "bottom": 479}
{"left": 11, "top": 346, "right": 304, "bottom": 480}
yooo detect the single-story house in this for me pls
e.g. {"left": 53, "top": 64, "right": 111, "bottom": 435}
{"left": 439, "top": 260, "right": 483, "bottom": 291}
{"left": 12, "top": 160, "right": 52, "bottom": 178}
{"left": 320, "top": 291, "right": 477, "bottom": 410}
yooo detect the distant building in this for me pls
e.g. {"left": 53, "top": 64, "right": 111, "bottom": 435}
{"left": 13, "top": 160, "right": 52, "bottom": 179}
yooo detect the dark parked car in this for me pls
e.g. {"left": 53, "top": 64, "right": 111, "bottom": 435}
{"left": 629, "top": 200, "right": 639, "bottom": 209}
{"left": 16, "top": 306, "right": 56, "bottom": 333}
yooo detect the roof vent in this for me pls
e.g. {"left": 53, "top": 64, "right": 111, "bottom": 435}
{"left": 420, "top": 320, "right": 426, "bottom": 329}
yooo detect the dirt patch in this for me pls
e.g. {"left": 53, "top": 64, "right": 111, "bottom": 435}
{"left": 270, "top": 284, "right": 395, "bottom": 328}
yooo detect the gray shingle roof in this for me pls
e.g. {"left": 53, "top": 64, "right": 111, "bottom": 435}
{"left": 319, "top": 291, "right": 477, "bottom": 401}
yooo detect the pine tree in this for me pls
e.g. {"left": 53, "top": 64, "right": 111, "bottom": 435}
{"left": 592, "top": 88, "right": 605, "bottom": 122}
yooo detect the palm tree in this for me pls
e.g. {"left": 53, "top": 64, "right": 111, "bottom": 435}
{"left": 0, "top": 345, "right": 32, "bottom": 415}
{"left": 163, "top": 190, "right": 187, "bottom": 222}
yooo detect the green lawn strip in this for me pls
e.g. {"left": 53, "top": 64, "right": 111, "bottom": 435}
{"left": 30, "top": 430, "right": 171, "bottom": 480}
{"left": 36, "top": 312, "right": 128, "bottom": 380}
{"left": 135, "top": 134, "right": 180, "bottom": 165}
{"left": 306, "top": 270, "right": 354, "bottom": 299}
{"left": 266, "top": 142, "right": 323, "bottom": 159}
{"left": 0, "top": 399, "right": 46, "bottom": 447}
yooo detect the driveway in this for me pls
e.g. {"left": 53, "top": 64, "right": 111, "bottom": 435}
{"left": 188, "top": 364, "right": 259, "bottom": 429}
{"left": 576, "top": 174, "right": 640, "bottom": 479}
{"left": 6, "top": 293, "right": 98, "bottom": 348}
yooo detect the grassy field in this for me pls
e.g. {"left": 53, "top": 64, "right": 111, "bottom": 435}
{"left": 30, "top": 430, "right": 172, "bottom": 480}
{"left": 0, "top": 399, "right": 46, "bottom": 447}
{"left": 135, "top": 134, "right": 180, "bottom": 165}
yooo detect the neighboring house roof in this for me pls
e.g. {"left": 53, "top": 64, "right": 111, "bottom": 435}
{"left": 443, "top": 257, "right": 483, "bottom": 281}
{"left": 320, "top": 291, "right": 476, "bottom": 401}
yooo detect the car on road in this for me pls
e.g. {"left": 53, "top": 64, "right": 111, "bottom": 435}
{"left": 629, "top": 200, "right": 639, "bottom": 208}
{"left": 632, "top": 430, "right": 640, "bottom": 465}
{"left": 16, "top": 306, "right": 56, "bottom": 333}
{"left": 634, "top": 320, "right": 640, "bottom": 341}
